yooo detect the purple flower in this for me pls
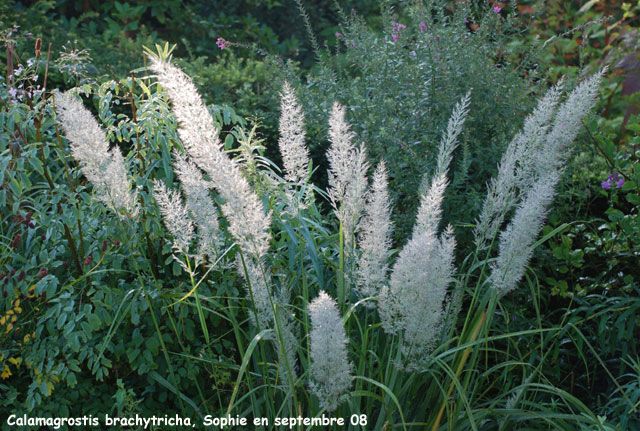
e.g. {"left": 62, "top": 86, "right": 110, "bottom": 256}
{"left": 493, "top": 6, "right": 502, "bottom": 13}
{"left": 335, "top": 32, "right": 342, "bottom": 38}
{"left": 351, "top": 42, "right": 356, "bottom": 48}
{"left": 434, "top": 35, "right": 440, "bottom": 41}
{"left": 216, "top": 37, "right": 228, "bottom": 50}
{"left": 392, "top": 22, "right": 407, "bottom": 32}
{"left": 601, "top": 173, "right": 624, "bottom": 190}
{"left": 8, "top": 87, "right": 18, "bottom": 99}
{"left": 420, "top": 22, "right": 427, "bottom": 33}
{"left": 392, "top": 33, "right": 399, "bottom": 43}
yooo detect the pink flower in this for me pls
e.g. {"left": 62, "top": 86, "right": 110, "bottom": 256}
{"left": 493, "top": 6, "right": 502, "bottom": 13}
{"left": 216, "top": 37, "right": 228, "bottom": 50}
{"left": 420, "top": 22, "right": 426, "bottom": 33}
{"left": 392, "top": 33, "right": 399, "bottom": 43}
{"left": 335, "top": 32, "right": 342, "bottom": 38}
{"left": 392, "top": 22, "right": 407, "bottom": 32}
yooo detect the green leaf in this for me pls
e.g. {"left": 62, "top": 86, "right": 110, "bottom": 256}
{"left": 87, "top": 313, "right": 102, "bottom": 331}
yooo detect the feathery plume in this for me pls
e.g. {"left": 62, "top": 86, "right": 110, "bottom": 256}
{"left": 474, "top": 72, "right": 603, "bottom": 250}
{"left": 150, "top": 59, "right": 294, "bottom": 379}
{"left": 153, "top": 179, "right": 194, "bottom": 256}
{"left": 536, "top": 69, "right": 604, "bottom": 178}
{"left": 278, "top": 81, "right": 310, "bottom": 184}
{"left": 148, "top": 58, "right": 271, "bottom": 260}
{"left": 378, "top": 95, "right": 468, "bottom": 368}
{"left": 379, "top": 225, "right": 456, "bottom": 368}
{"left": 418, "top": 91, "right": 471, "bottom": 196}
{"left": 474, "top": 87, "right": 561, "bottom": 262}
{"left": 55, "top": 91, "right": 139, "bottom": 218}
{"left": 173, "top": 151, "right": 221, "bottom": 262}
{"left": 308, "top": 291, "right": 352, "bottom": 411}
{"left": 414, "top": 173, "right": 448, "bottom": 237}
{"left": 434, "top": 90, "right": 471, "bottom": 180}
{"left": 489, "top": 175, "right": 557, "bottom": 296}
{"left": 512, "top": 80, "right": 564, "bottom": 190}
{"left": 326, "top": 102, "right": 369, "bottom": 248}
{"left": 355, "top": 161, "right": 393, "bottom": 306}
{"left": 379, "top": 182, "right": 449, "bottom": 360}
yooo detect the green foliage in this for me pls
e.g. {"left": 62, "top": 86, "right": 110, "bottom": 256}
{"left": 175, "top": 52, "right": 277, "bottom": 119}
{"left": 0, "top": 67, "right": 245, "bottom": 417}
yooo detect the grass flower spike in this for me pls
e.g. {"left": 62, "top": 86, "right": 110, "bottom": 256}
{"left": 149, "top": 57, "right": 271, "bottom": 261}
{"left": 173, "top": 151, "right": 221, "bottom": 263}
{"left": 153, "top": 179, "right": 194, "bottom": 258}
{"left": 278, "top": 81, "right": 310, "bottom": 184}
{"left": 327, "top": 102, "right": 369, "bottom": 249}
{"left": 55, "top": 91, "right": 139, "bottom": 218}
{"left": 378, "top": 93, "right": 469, "bottom": 368}
{"left": 475, "top": 72, "right": 603, "bottom": 250}
{"left": 308, "top": 291, "right": 352, "bottom": 412}
{"left": 489, "top": 175, "right": 557, "bottom": 296}
{"left": 355, "top": 161, "right": 393, "bottom": 305}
